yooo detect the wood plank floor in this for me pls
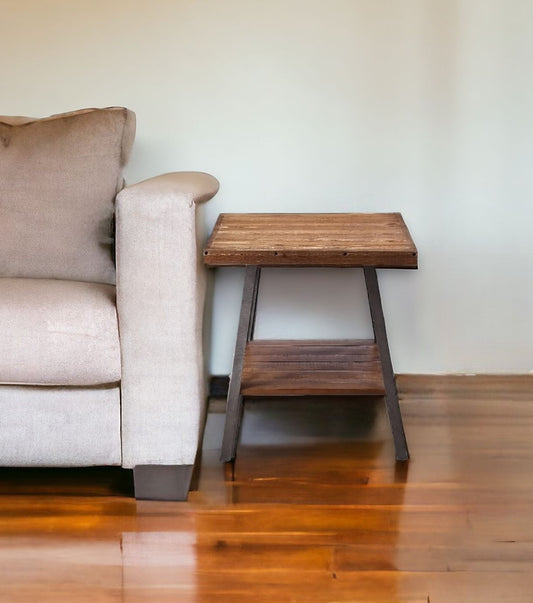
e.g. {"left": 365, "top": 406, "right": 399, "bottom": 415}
{"left": 0, "top": 375, "right": 532, "bottom": 602}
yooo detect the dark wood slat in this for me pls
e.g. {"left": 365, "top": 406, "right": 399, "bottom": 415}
{"left": 204, "top": 213, "right": 418, "bottom": 268}
{"left": 244, "top": 340, "right": 383, "bottom": 358}
{"left": 242, "top": 383, "right": 386, "bottom": 397}
{"left": 241, "top": 340, "right": 385, "bottom": 396}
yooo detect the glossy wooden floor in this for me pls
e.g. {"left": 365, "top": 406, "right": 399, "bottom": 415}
{"left": 0, "top": 375, "right": 532, "bottom": 602}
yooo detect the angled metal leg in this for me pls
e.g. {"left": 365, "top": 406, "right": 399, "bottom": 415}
{"left": 220, "top": 266, "right": 261, "bottom": 463}
{"left": 364, "top": 267, "right": 409, "bottom": 461}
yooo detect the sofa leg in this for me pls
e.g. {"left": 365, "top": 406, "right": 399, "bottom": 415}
{"left": 133, "top": 464, "right": 194, "bottom": 501}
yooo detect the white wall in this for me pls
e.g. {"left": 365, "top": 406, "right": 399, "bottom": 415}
{"left": 2, "top": 0, "right": 532, "bottom": 374}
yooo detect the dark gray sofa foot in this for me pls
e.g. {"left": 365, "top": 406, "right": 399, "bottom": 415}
{"left": 133, "top": 464, "right": 194, "bottom": 501}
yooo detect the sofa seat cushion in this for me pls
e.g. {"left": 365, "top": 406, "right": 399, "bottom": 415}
{"left": 0, "top": 107, "right": 135, "bottom": 284}
{"left": 0, "top": 278, "right": 121, "bottom": 386}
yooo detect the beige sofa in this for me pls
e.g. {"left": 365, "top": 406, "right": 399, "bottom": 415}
{"left": 0, "top": 107, "right": 219, "bottom": 499}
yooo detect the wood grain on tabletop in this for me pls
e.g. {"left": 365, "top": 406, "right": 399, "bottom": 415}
{"left": 203, "top": 213, "right": 418, "bottom": 268}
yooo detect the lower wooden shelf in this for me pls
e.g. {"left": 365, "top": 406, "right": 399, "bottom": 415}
{"left": 241, "top": 340, "right": 386, "bottom": 397}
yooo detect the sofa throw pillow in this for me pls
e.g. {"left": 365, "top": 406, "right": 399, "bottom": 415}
{"left": 0, "top": 107, "right": 135, "bottom": 284}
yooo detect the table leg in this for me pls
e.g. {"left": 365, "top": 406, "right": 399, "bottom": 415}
{"left": 220, "top": 266, "right": 261, "bottom": 463}
{"left": 364, "top": 267, "right": 409, "bottom": 461}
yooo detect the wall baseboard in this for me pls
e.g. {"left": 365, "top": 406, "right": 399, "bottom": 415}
{"left": 208, "top": 373, "right": 533, "bottom": 400}
{"left": 209, "top": 375, "right": 230, "bottom": 398}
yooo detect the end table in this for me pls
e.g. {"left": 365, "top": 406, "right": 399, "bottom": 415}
{"left": 204, "top": 213, "right": 418, "bottom": 463}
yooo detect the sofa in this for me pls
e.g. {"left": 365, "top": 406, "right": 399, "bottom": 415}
{"left": 0, "top": 107, "right": 219, "bottom": 500}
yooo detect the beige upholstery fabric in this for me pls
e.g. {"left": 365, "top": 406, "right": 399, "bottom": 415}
{"left": 116, "top": 172, "right": 219, "bottom": 468}
{"left": 0, "top": 107, "right": 135, "bottom": 284}
{"left": 0, "top": 385, "right": 121, "bottom": 466}
{"left": 0, "top": 101, "right": 220, "bottom": 484}
{"left": 0, "top": 278, "right": 121, "bottom": 386}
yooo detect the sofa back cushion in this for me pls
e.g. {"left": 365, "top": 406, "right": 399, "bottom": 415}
{"left": 0, "top": 107, "right": 135, "bottom": 284}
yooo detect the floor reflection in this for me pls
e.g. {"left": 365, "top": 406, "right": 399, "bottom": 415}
{"left": 229, "top": 396, "right": 409, "bottom": 505}
{"left": 122, "top": 530, "right": 197, "bottom": 601}
{"left": 1, "top": 377, "right": 532, "bottom": 600}
{"left": 191, "top": 395, "right": 409, "bottom": 601}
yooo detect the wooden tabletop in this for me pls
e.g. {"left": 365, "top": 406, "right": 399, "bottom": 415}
{"left": 203, "top": 213, "right": 418, "bottom": 268}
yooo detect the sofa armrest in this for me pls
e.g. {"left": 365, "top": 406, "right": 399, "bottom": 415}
{"left": 119, "top": 171, "right": 219, "bottom": 205}
{"left": 115, "top": 171, "right": 219, "bottom": 468}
